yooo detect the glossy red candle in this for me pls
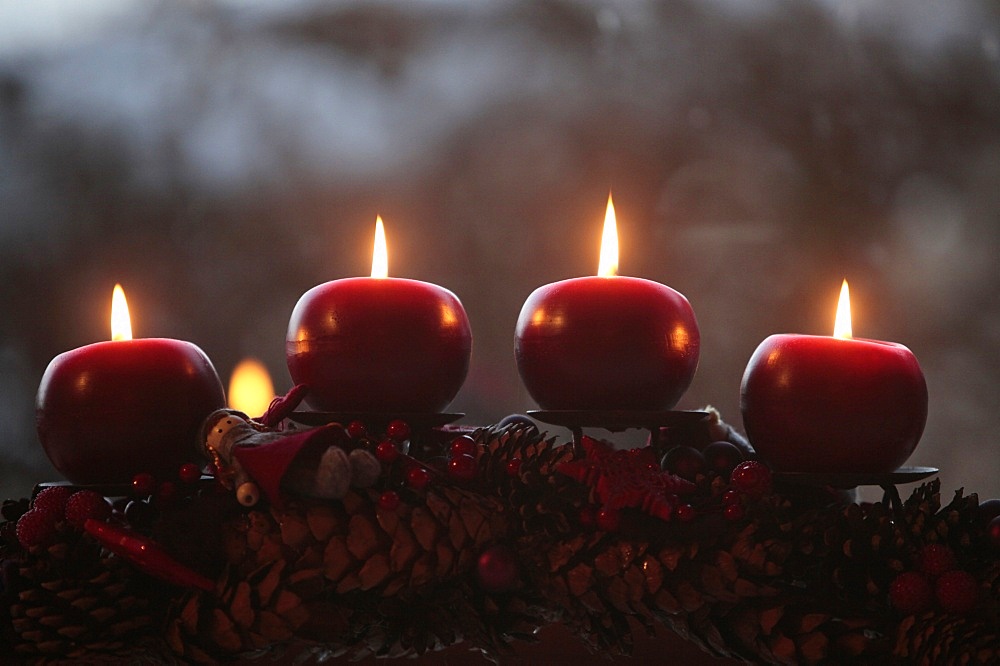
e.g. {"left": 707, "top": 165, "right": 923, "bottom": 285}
{"left": 515, "top": 275, "right": 700, "bottom": 410}
{"left": 36, "top": 338, "right": 226, "bottom": 484}
{"left": 740, "top": 334, "right": 927, "bottom": 473}
{"left": 286, "top": 277, "right": 473, "bottom": 413}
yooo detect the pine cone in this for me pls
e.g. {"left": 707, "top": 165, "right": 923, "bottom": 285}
{"left": 168, "top": 480, "right": 513, "bottom": 659}
{"left": 8, "top": 531, "right": 154, "bottom": 658}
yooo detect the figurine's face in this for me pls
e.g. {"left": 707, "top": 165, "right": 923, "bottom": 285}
{"left": 205, "top": 412, "right": 247, "bottom": 455}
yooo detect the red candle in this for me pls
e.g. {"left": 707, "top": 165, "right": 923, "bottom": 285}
{"left": 36, "top": 285, "right": 226, "bottom": 484}
{"left": 740, "top": 280, "right": 928, "bottom": 474}
{"left": 515, "top": 195, "right": 700, "bottom": 411}
{"left": 286, "top": 216, "right": 472, "bottom": 413}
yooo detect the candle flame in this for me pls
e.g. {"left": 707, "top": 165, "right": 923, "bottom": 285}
{"left": 228, "top": 358, "right": 275, "bottom": 417}
{"left": 597, "top": 193, "right": 619, "bottom": 277}
{"left": 833, "top": 279, "right": 853, "bottom": 339}
{"left": 111, "top": 284, "right": 133, "bottom": 341}
{"left": 371, "top": 215, "right": 388, "bottom": 279}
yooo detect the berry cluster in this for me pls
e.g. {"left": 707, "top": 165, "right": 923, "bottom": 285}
{"left": 12, "top": 486, "right": 111, "bottom": 549}
{"left": 889, "top": 543, "right": 979, "bottom": 615}
{"left": 122, "top": 461, "right": 210, "bottom": 530}
{"left": 660, "top": 438, "right": 773, "bottom": 524}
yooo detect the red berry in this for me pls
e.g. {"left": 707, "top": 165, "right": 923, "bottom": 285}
{"left": 449, "top": 435, "right": 477, "bottom": 458}
{"left": 663, "top": 446, "right": 706, "bottom": 481}
{"left": 64, "top": 491, "right": 111, "bottom": 529}
{"left": 476, "top": 544, "right": 519, "bottom": 593}
{"left": 675, "top": 504, "right": 697, "bottom": 522}
{"left": 178, "top": 463, "right": 202, "bottom": 485}
{"left": 154, "top": 481, "right": 178, "bottom": 507}
{"left": 596, "top": 507, "right": 621, "bottom": 532}
{"left": 890, "top": 571, "right": 933, "bottom": 614}
{"left": 723, "top": 503, "right": 745, "bottom": 521}
{"left": 987, "top": 516, "right": 1000, "bottom": 551}
{"left": 131, "top": 472, "right": 156, "bottom": 497}
{"left": 16, "top": 509, "right": 58, "bottom": 549}
{"left": 722, "top": 489, "right": 742, "bottom": 505}
{"left": 703, "top": 441, "right": 744, "bottom": 474}
{"left": 375, "top": 439, "right": 400, "bottom": 463}
{"left": 378, "top": 491, "right": 401, "bottom": 511}
{"left": 33, "top": 486, "right": 72, "bottom": 520}
{"left": 406, "top": 466, "right": 431, "bottom": 490}
{"left": 386, "top": 419, "right": 411, "bottom": 442}
{"left": 977, "top": 498, "right": 1000, "bottom": 524}
{"left": 917, "top": 543, "right": 957, "bottom": 578}
{"left": 730, "top": 461, "right": 772, "bottom": 498}
{"left": 347, "top": 420, "right": 367, "bottom": 439}
{"left": 448, "top": 453, "right": 478, "bottom": 481}
{"left": 935, "top": 570, "right": 979, "bottom": 614}
{"left": 124, "top": 500, "right": 156, "bottom": 529}
{"left": 505, "top": 458, "right": 522, "bottom": 478}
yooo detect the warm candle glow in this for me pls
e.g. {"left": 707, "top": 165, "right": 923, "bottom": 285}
{"left": 111, "top": 284, "right": 133, "bottom": 341}
{"left": 833, "top": 279, "right": 852, "bottom": 340}
{"left": 597, "top": 193, "right": 619, "bottom": 277}
{"left": 228, "top": 358, "right": 275, "bottom": 416}
{"left": 371, "top": 215, "right": 388, "bottom": 279}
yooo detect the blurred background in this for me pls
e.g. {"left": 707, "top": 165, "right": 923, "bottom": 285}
{"left": 1, "top": 0, "right": 998, "bottom": 504}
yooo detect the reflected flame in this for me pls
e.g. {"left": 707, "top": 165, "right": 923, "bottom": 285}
{"left": 111, "top": 284, "right": 133, "bottom": 341}
{"left": 833, "top": 279, "right": 853, "bottom": 340}
{"left": 597, "top": 193, "right": 618, "bottom": 277}
{"left": 372, "top": 215, "right": 388, "bottom": 279}
{"left": 228, "top": 358, "right": 275, "bottom": 417}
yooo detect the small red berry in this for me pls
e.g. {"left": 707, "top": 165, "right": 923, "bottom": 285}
{"left": 378, "top": 490, "right": 401, "bottom": 511}
{"left": 131, "top": 472, "right": 156, "bottom": 497}
{"left": 178, "top": 463, "right": 202, "bottom": 485}
{"left": 987, "top": 515, "right": 1000, "bottom": 551}
{"left": 476, "top": 544, "right": 519, "bottom": 593}
{"left": 935, "top": 570, "right": 979, "bottom": 614}
{"left": 917, "top": 543, "right": 957, "bottom": 578}
{"left": 596, "top": 507, "right": 621, "bottom": 532}
{"left": 124, "top": 500, "right": 156, "bottom": 529}
{"left": 154, "top": 481, "right": 178, "bottom": 507}
{"left": 16, "top": 510, "right": 58, "bottom": 549}
{"left": 375, "top": 439, "right": 400, "bottom": 463}
{"left": 32, "top": 486, "right": 72, "bottom": 520}
{"left": 448, "top": 453, "right": 478, "bottom": 481}
{"left": 890, "top": 571, "right": 933, "bottom": 614}
{"left": 662, "top": 446, "right": 706, "bottom": 481}
{"left": 730, "top": 461, "right": 772, "bottom": 498}
{"left": 64, "top": 491, "right": 111, "bottom": 529}
{"left": 675, "top": 504, "right": 697, "bottom": 522}
{"left": 347, "top": 420, "right": 367, "bottom": 439}
{"left": 386, "top": 419, "right": 411, "bottom": 442}
{"left": 505, "top": 458, "right": 522, "bottom": 478}
{"left": 406, "top": 466, "right": 431, "bottom": 490}
{"left": 703, "top": 441, "right": 744, "bottom": 474}
{"left": 449, "top": 435, "right": 477, "bottom": 458}
{"left": 723, "top": 503, "right": 745, "bottom": 521}
{"left": 722, "top": 489, "right": 742, "bottom": 505}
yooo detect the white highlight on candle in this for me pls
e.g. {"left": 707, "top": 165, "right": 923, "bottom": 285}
{"left": 110, "top": 283, "right": 133, "bottom": 341}
{"left": 597, "top": 193, "right": 619, "bottom": 277}
{"left": 371, "top": 215, "right": 388, "bottom": 279}
{"left": 833, "top": 279, "right": 853, "bottom": 340}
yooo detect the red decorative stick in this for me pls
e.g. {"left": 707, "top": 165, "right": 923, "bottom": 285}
{"left": 84, "top": 519, "right": 214, "bottom": 592}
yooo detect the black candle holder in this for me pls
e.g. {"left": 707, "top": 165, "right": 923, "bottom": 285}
{"left": 528, "top": 409, "right": 710, "bottom": 456}
{"left": 288, "top": 411, "right": 466, "bottom": 459}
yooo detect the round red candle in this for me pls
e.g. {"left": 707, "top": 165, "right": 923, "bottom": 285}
{"left": 286, "top": 217, "right": 472, "bottom": 413}
{"left": 36, "top": 286, "right": 225, "bottom": 484}
{"left": 740, "top": 281, "right": 928, "bottom": 474}
{"left": 514, "top": 195, "right": 700, "bottom": 411}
